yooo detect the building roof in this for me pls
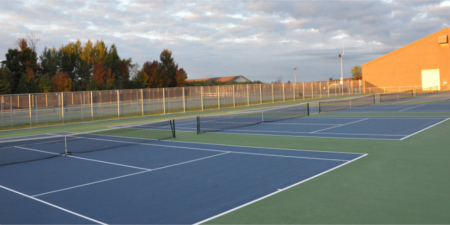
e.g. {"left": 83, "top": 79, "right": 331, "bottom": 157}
{"left": 186, "top": 76, "right": 251, "bottom": 83}
{"left": 362, "top": 27, "right": 450, "bottom": 67}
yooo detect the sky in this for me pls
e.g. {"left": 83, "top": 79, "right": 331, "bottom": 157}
{"left": 0, "top": 0, "right": 449, "bottom": 83}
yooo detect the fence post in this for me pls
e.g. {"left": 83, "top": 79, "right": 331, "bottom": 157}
{"left": 272, "top": 83, "right": 274, "bottom": 103}
{"left": 1, "top": 96, "right": 3, "bottom": 126}
{"left": 46, "top": 94, "right": 48, "bottom": 107}
{"left": 10, "top": 95, "right": 13, "bottom": 125}
{"left": 117, "top": 90, "right": 120, "bottom": 118}
{"left": 282, "top": 83, "right": 285, "bottom": 102}
{"left": 247, "top": 84, "right": 250, "bottom": 106}
{"left": 201, "top": 86, "right": 204, "bottom": 111}
{"left": 28, "top": 94, "right": 31, "bottom": 127}
{"left": 259, "top": 84, "right": 262, "bottom": 104}
{"left": 311, "top": 82, "right": 314, "bottom": 99}
{"left": 218, "top": 87, "right": 220, "bottom": 109}
{"left": 80, "top": 93, "right": 83, "bottom": 119}
{"left": 163, "top": 88, "right": 166, "bottom": 114}
{"left": 320, "top": 82, "right": 322, "bottom": 98}
{"left": 183, "top": 87, "right": 186, "bottom": 113}
{"left": 90, "top": 91, "right": 93, "bottom": 121}
{"left": 302, "top": 82, "right": 305, "bottom": 100}
{"left": 141, "top": 89, "right": 144, "bottom": 116}
{"left": 233, "top": 85, "right": 236, "bottom": 107}
{"left": 61, "top": 92, "right": 64, "bottom": 124}
{"left": 35, "top": 95, "right": 38, "bottom": 123}
{"left": 293, "top": 83, "right": 296, "bottom": 101}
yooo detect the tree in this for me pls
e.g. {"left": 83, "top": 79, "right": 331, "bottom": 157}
{"left": 351, "top": 65, "right": 362, "bottom": 79}
{"left": 1, "top": 45, "right": 38, "bottom": 93}
{"left": 91, "top": 63, "right": 106, "bottom": 90}
{"left": 175, "top": 68, "right": 187, "bottom": 87}
{"left": 159, "top": 49, "right": 178, "bottom": 87}
{"left": 25, "top": 67, "right": 39, "bottom": 93}
{"left": 135, "top": 71, "right": 149, "bottom": 88}
{"left": 329, "top": 77, "right": 333, "bottom": 81}
{"left": 51, "top": 72, "right": 72, "bottom": 92}
{"left": 39, "top": 47, "right": 59, "bottom": 78}
{"left": 105, "top": 68, "right": 115, "bottom": 90}
{"left": 15, "top": 73, "right": 29, "bottom": 94}
{"left": 38, "top": 74, "right": 51, "bottom": 93}
{"left": 0, "top": 69, "right": 11, "bottom": 94}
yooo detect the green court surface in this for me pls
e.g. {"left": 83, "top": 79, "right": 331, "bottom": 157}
{"left": 1, "top": 95, "right": 450, "bottom": 224}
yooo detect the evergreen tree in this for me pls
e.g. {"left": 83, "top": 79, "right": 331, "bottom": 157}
{"left": 28, "top": 78, "right": 39, "bottom": 93}
{"left": 0, "top": 69, "right": 11, "bottom": 94}
{"left": 15, "top": 73, "right": 29, "bottom": 94}
{"left": 38, "top": 74, "right": 51, "bottom": 93}
{"left": 39, "top": 47, "right": 59, "bottom": 77}
{"left": 159, "top": 49, "right": 178, "bottom": 87}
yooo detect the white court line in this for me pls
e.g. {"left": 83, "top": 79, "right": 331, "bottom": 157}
{"left": 197, "top": 128, "right": 404, "bottom": 137}
{"left": 193, "top": 153, "right": 368, "bottom": 225}
{"left": 400, "top": 117, "right": 450, "bottom": 140}
{"left": 310, "top": 118, "right": 369, "bottom": 133}
{"left": 79, "top": 136, "right": 350, "bottom": 161}
{"left": 15, "top": 146, "right": 152, "bottom": 171}
{"left": 398, "top": 104, "right": 425, "bottom": 112}
{"left": 0, "top": 184, "right": 107, "bottom": 225}
{"left": 33, "top": 152, "right": 230, "bottom": 197}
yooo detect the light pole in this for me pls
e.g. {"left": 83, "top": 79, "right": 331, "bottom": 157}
{"left": 294, "top": 68, "right": 297, "bottom": 83}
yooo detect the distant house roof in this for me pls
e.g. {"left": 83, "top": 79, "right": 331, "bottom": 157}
{"left": 186, "top": 76, "right": 251, "bottom": 83}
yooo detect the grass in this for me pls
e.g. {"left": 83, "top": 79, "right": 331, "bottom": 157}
{"left": 2, "top": 94, "right": 450, "bottom": 223}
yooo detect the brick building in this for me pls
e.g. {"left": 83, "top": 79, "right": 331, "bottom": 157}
{"left": 362, "top": 28, "right": 450, "bottom": 91}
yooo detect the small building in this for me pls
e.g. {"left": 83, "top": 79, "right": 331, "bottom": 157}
{"left": 362, "top": 28, "right": 450, "bottom": 91}
{"left": 185, "top": 76, "right": 251, "bottom": 83}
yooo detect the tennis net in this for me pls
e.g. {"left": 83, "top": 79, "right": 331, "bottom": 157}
{"left": 380, "top": 90, "right": 413, "bottom": 102}
{"left": 197, "top": 103, "right": 309, "bottom": 133}
{"left": 416, "top": 87, "right": 439, "bottom": 96}
{"left": 0, "top": 120, "right": 175, "bottom": 166}
{"left": 319, "top": 95, "right": 375, "bottom": 113}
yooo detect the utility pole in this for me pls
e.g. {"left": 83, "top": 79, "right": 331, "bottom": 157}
{"left": 339, "top": 44, "right": 344, "bottom": 84}
{"left": 294, "top": 68, "right": 297, "bottom": 83}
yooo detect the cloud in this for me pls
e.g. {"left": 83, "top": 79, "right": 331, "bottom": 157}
{"left": 0, "top": 0, "right": 449, "bottom": 83}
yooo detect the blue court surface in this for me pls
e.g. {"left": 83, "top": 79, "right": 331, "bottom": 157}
{"left": 330, "top": 92, "right": 450, "bottom": 113}
{"left": 176, "top": 116, "right": 450, "bottom": 140}
{"left": 0, "top": 135, "right": 365, "bottom": 224}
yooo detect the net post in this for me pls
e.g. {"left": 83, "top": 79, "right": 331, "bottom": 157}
{"left": 64, "top": 136, "right": 68, "bottom": 155}
{"left": 196, "top": 116, "right": 200, "bottom": 134}
{"left": 261, "top": 111, "right": 264, "bottom": 123}
{"left": 172, "top": 119, "right": 176, "bottom": 138}
{"left": 29, "top": 94, "right": 31, "bottom": 127}
{"left": 318, "top": 101, "right": 321, "bottom": 114}
{"left": 307, "top": 103, "right": 310, "bottom": 116}
{"left": 350, "top": 99, "right": 352, "bottom": 108}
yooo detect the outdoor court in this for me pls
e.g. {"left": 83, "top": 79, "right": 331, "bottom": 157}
{"left": 1, "top": 92, "right": 450, "bottom": 224}
{"left": 0, "top": 132, "right": 364, "bottom": 224}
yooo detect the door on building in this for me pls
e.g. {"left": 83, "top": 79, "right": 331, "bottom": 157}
{"left": 421, "top": 69, "right": 440, "bottom": 91}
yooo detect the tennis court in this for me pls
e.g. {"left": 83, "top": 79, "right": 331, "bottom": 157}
{"left": 0, "top": 125, "right": 364, "bottom": 224}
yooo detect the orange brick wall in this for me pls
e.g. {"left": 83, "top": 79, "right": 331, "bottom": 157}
{"left": 362, "top": 28, "right": 450, "bottom": 89}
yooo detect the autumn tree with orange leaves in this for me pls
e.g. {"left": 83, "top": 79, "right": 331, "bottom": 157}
{"left": 51, "top": 72, "right": 72, "bottom": 92}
